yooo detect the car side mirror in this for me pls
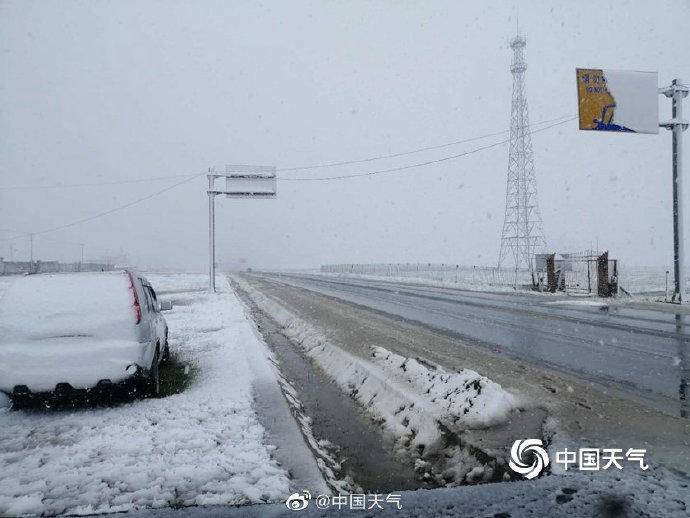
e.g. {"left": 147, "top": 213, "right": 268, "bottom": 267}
{"left": 159, "top": 300, "right": 173, "bottom": 311}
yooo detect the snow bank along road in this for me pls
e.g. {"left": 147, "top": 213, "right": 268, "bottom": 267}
{"left": 237, "top": 273, "right": 690, "bottom": 481}
{"left": 0, "top": 274, "right": 327, "bottom": 516}
{"left": 234, "top": 275, "right": 527, "bottom": 491}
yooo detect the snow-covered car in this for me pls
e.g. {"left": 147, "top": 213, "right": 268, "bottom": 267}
{"left": 0, "top": 271, "right": 172, "bottom": 399}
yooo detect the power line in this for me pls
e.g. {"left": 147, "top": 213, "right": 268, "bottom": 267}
{"left": 1, "top": 229, "right": 116, "bottom": 262}
{"left": 276, "top": 114, "right": 574, "bottom": 172}
{"left": 0, "top": 173, "right": 199, "bottom": 191}
{"left": 0, "top": 229, "right": 31, "bottom": 242}
{"left": 0, "top": 116, "right": 575, "bottom": 238}
{"left": 36, "top": 236, "right": 115, "bottom": 256}
{"left": 281, "top": 116, "right": 576, "bottom": 182}
{"left": 0, "top": 114, "right": 573, "bottom": 191}
{"left": 28, "top": 172, "right": 206, "bottom": 237}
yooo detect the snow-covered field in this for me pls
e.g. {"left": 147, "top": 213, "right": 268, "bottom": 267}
{"left": 0, "top": 274, "right": 293, "bottom": 516}
{"left": 0, "top": 277, "right": 14, "bottom": 297}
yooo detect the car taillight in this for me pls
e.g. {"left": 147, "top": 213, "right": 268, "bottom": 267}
{"left": 127, "top": 272, "right": 142, "bottom": 324}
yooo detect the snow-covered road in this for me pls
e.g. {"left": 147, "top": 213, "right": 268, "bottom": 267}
{"left": 0, "top": 274, "right": 323, "bottom": 516}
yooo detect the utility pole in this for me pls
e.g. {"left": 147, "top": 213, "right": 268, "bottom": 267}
{"left": 80, "top": 243, "right": 85, "bottom": 271}
{"left": 29, "top": 233, "right": 34, "bottom": 274}
{"left": 208, "top": 171, "right": 216, "bottom": 291}
{"left": 660, "top": 79, "right": 689, "bottom": 303}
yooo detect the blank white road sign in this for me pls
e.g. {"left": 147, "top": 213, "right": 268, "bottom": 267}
{"left": 223, "top": 165, "right": 277, "bottom": 198}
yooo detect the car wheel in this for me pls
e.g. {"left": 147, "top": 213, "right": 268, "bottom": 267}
{"left": 161, "top": 333, "right": 170, "bottom": 364}
{"left": 10, "top": 393, "right": 30, "bottom": 410}
{"left": 146, "top": 347, "right": 161, "bottom": 397}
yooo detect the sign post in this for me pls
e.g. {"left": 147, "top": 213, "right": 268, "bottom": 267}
{"left": 208, "top": 172, "right": 216, "bottom": 292}
{"left": 660, "top": 79, "right": 689, "bottom": 303}
{"left": 577, "top": 69, "right": 688, "bottom": 302}
{"left": 207, "top": 165, "right": 277, "bottom": 292}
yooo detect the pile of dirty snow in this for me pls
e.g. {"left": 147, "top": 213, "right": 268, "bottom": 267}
{"left": 371, "top": 347, "right": 517, "bottom": 429}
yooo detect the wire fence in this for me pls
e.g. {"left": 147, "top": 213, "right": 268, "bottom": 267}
{"left": 321, "top": 263, "right": 534, "bottom": 288}
{"left": 321, "top": 262, "right": 687, "bottom": 297}
{"left": 617, "top": 265, "right": 687, "bottom": 296}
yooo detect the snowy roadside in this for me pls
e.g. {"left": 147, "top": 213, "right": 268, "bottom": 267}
{"left": 0, "top": 277, "right": 13, "bottom": 295}
{"left": 0, "top": 279, "right": 13, "bottom": 409}
{"left": 0, "top": 274, "right": 319, "bottom": 516}
{"left": 233, "top": 275, "right": 524, "bottom": 485}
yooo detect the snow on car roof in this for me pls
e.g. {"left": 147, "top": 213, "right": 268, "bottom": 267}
{"left": 0, "top": 271, "right": 138, "bottom": 343}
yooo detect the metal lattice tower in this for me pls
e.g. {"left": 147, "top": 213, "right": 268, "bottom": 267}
{"left": 497, "top": 34, "right": 546, "bottom": 274}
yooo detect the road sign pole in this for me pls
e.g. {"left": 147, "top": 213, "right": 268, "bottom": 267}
{"left": 208, "top": 174, "right": 216, "bottom": 293}
{"left": 673, "top": 83, "right": 685, "bottom": 304}
{"left": 205, "top": 166, "right": 277, "bottom": 292}
{"left": 661, "top": 79, "right": 689, "bottom": 303}
{"left": 29, "top": 233, "right": 34, "bottom": 274}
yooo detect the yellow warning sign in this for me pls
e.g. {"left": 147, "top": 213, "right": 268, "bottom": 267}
{"left": 577, "top": 69, "right": 617, "bottom": 131}
{"left": 576, "top": 68, "right": 658, "bottom": 134}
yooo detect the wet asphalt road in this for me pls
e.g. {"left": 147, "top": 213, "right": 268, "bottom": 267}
{"left": 256, "top": 273, "right": 690, "bottom": 418}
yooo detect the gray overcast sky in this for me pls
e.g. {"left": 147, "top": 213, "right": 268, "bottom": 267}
{"left": 1, "top": 0, "right": 689, "bottom": 271}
